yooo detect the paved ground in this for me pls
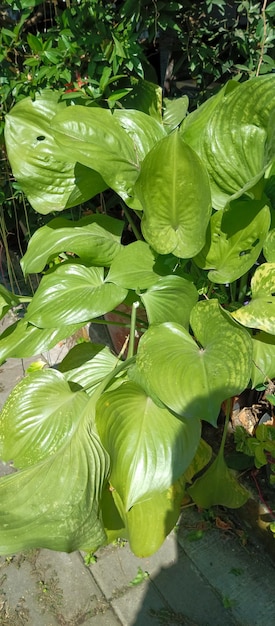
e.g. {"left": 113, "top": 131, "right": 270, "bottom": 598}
{"left": 0, "top": 314, "right": 275, "bottom": 625}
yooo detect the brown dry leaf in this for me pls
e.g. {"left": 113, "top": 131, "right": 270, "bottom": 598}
{"left": 215, "top": 516, "right": 234, "bottom": 531}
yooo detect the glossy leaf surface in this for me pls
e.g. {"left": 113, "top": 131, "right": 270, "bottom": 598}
{"left": 0, "top": 319, "right": 83, "bottom": 365}
{"left": 58, "top": 343, "right": 118, "bottom": 394}
{"left": 141, "top": 274, "right": 198, "bottom": 327}
{"left": 52, "top": 105, "right": 140, "bottom": 204}
{"left": 135, "top": 131, "right": 212, "bottom": 257}
{"left": 0, "top": 369, "right": 89, "bottom": 468}
{"left": 21, "top": 215, "right": 123, "bottom": 275}
{"left": 181, "top": 75, "right": 275, "bottom": 209}
{"left": 195, "top": 198, "right": 270, "bottom": 283}
{"left": 25, "top": 264, "right": 127, "bottom": 327}
{"left": 107, "top": 241, "right": 160, "bottom": 290}
{"left": 136, "top": 300, "right": 252, "bottom": 425}
{"left": 4, "top": 91, "right": 106, "bottom": 213}
{"left": 96, "top": 381, "right": 200, "bottom": 510}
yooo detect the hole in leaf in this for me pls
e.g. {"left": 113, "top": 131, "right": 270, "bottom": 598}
{"left": 239, "top": 250, "right": 251, "bottom": 257}
{"left": 36, "top": 136, "right": 46, "bottom": 141}
{"left": 252, "top": 238, "right": 260, "bottom": 248}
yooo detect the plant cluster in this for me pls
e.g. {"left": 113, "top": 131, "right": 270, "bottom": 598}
{"left": 0, "top": 73, "right": 275, "bottom": 557}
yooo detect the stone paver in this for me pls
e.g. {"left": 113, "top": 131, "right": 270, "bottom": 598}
{"left": 0, "top": 313, "right": 275, "bottom": 625}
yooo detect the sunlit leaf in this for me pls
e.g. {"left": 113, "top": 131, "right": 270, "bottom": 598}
{"left": 25, "top": 264, "right": 127, "bottom": 327}
{"left": 135, "top": 130, "right": 212, "bottom": 257}
{"left": 141, "top": 274, "right": 198, "bottom": 327}
{"left": 96, "top": 381, "right": 200, "bottom": 509}
{"left": 21, "top": 214, "right": 123, "bottom": 275}
{"left": 4, "top": 91, "right": 106, "bottom": 214}
{"left": 195, "top": 198, "right": 270, "bottom": 283}
{"left": 136, "top": 300, "right": 252, "bottom": 425}
{"left": 232, "top": 263, "right": 275, "bottom": 333}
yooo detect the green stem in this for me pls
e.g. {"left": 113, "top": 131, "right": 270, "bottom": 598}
{"left": 238, "top": 271, "right": 249, "bottom": 303}
{"left": 122, "top": 205, "right": 143, "bottom": 241}
{"left": 230, "top": 281, "right": 236, "bottom": 304}
{"left": 127, "top": 301, "right": 140, "bottom": 359}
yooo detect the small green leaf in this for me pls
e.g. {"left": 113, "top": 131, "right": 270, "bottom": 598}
{"left": 195, "top": 198, "right": 270, "bottom": 283}
{"left": 129, "top": 566, "right": 150, "bottom": 586}
{"left": 188, "top": 452, "right": 250, "bottom": 509}
{"left": 232, "top": 263, "right": 275, "bottom": 333}
{"left": 0, "top": 285, "right": 20, "bottom": 319}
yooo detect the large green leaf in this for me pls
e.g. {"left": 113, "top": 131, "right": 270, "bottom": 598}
{"left": 21, "top": 214, "right": 123, "bottom": 275}
{"left": 25, "top": 264, "right": 127, "bottom": 328}
{"left": 96, "top": 381, "right": 200, "bottom": 510}
{"left": 112, "top": 476, "right": 186, "bottom": 557}
{"left": 135, "top": 130, "right": 212, "bottom": 257}
{"left": 0, "top": 425, "right": 109, "bottom": 554}
{"left": 58, "top": 343, "right": 118, "bottom": 394}
{"left": 107, "top": 241, "right": 159, "bottom": 290}
{"left": 4, "top": 91, "right": 106, "bottom": 214}
{"left": 0, "top": 318, "right": 84, "bottom": 365}
{"left": 232, "top": 263, "right": 275, "bottom": 333}
{"left": 188, "top": 451, "right": 249, "bottom": 509}
{"left": 141, "top": 274, "right": 198, "bottom": 327}
{"left": 135, "top": 299, "right": 252, "bottom": 425}
{"left": 51, "top": 105, "right": 140, "bottom": 205}
{"left": 251, "top": 331, "right": 275, "bottom": 387}
{"left": 181, "top": 75, "right": 275, "bottom": 209}
{"left": 0, "top": 369, "right": 89, "bottom": 468}
{"left": 195, "top": 198, "right": 271, "bottom": 283}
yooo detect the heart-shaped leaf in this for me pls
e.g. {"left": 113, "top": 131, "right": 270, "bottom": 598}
{"left": 25, "top": 264, "right": 127, "bottom": 327}
{"left": 141, "top": 274, "right": 198, "bottom": 327}
{"left": 107, "top": 241, "right": 159, "bottom": 289}
{"left": 232, "top": 263, "right": 275, "bottom": 333}
{"left": 136, "top": 299, "right": 252, "bottom": 425}
{"left": 96, "top": 381, "right": 200, "bottom": 510}
{"left": 135, "top": 130, "right": 212, "bottom": 257}
{"left": 0, "top": 368, "right": 89, "bottom": 468}
{"left": 195, "top": 198, "right": 270, "bottom": 283}
{"left": 4, "top": 91, "right": 106, "bottom": 213}
{"left": 21, "top": 214, "right": 123, "bottom": 275}
{"left": 188, "top": 451, "right": 249, "bottom": 509}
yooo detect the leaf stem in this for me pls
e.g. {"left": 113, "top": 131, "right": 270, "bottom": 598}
{"left": 122, "top": 204, "right": 143, "bottom": 241}
{"left": 219, "top": 398, "right": 232, "bottom": 456}
{"left": 128, "top": 301, "right": 140, "bottom": 359}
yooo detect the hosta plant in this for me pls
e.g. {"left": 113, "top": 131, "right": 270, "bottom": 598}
{"left": 0, "top": 74, "right": 275, "bottom": 558}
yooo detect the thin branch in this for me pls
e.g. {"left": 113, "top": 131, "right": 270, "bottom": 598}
{"left": 256, "top": 0, "right": 268, "bottom": 76}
